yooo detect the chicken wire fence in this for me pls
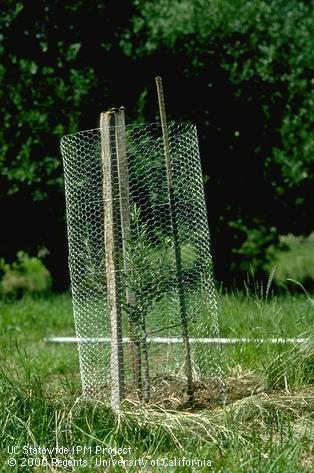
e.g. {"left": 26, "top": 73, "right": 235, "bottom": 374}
{"left": 61, "top": 113, "right": 223, "bottom": 406}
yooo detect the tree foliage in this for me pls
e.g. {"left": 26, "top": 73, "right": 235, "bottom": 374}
{"left": 0, "top": 0, "right": 135, "bottom": 287}
{"left": 123, "top": 0, "right": 314, "bottom": 283}
{"left": 1, "top": 0, "right": 313, "bottom": 287}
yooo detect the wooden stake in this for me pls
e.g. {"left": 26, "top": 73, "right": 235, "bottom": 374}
{"left": 100, "top": 110, "right": 125, "bottom": 408}
{"left": 115, "top": 107, "right": 142, "bottom": 398}
{"left": 155, "top": 76, "right": 194, "bottom": 399}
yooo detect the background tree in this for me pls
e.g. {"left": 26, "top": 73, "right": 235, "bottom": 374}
{"left": 1, "top": 0, "right": 313, "bottom": 288}
{"left": 0, "top": 0, "right": 136, "bottom": 288}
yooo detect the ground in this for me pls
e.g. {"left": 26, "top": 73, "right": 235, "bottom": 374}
{"left": 0, "top": 233, "right": 313, "bottom": 472}
{"left": 0, "top": 287, "right": 313, "bottom": 472}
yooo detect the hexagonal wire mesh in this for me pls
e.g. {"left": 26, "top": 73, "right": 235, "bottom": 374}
{"left": 60, "top": 113, "right": 223, "bottom": 406}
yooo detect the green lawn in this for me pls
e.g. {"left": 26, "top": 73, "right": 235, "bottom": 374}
{"left": 272, "top": 233, "right": 314, "bottom": 288}
{"left": 0, "top": 291, "right": 313, "bottom": 472}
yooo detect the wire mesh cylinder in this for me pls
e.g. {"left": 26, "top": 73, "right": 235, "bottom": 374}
{"left": 61, "top": 122, "right": 222, "bottom": 402}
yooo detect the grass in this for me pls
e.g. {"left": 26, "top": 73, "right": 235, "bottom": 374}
{"left": 272, "top": 233, "right": 314, "bottom": 290}
{"left": 0, "top": 290, "right": 313, "bottom": 472}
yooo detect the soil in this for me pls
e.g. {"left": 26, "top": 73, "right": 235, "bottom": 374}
{"left": 125, "top": 372, "right": 263, "bottom": 410}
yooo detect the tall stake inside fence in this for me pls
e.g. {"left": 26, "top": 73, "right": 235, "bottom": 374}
{"left": 155, "top": 76, "right": 194, "bottom": 399}
{"left": 115, "top": 107, "right": 142, "bottom": 398}
{"left": 100, "top": 110, "right": 125, "bottom": 407}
